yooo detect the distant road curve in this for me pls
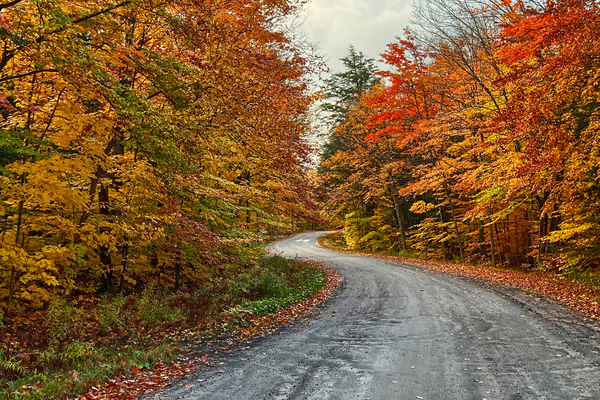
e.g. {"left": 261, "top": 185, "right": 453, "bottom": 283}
{"left": 151, "top": 231, "right": 600, "bottom": 400}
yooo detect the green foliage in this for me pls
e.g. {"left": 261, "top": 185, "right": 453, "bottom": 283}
{"left": 343, "top": 213, "right": 375, "bottom": 250}
{"left": 221, "top": 256, "right": 325, "bottom": 309}
{"left": 38, "top": 340, "right": 95, "bottom": 365}
{"left": 46, "top": 299, "right": 80, "bottom": 343}
{"left": 559, "top": 263, "right": 600, "bottom": 291}
{"left": 321, "top": 46, "right": 381, "bottom": 127}
{"left": 233, "top": 265, "right": 326, "bottom": 317}
{"left": 0, "top": 254, "right": 326, "bottom": 400}
{"left": 0, "top": 344, "right": 174, "bottom": 400}
{"left": 0, "top": 353, "right": 25, "bottom": 378}
{"left": 320, "top": 46, "right": 381, "bottom": 176}
{"left": 136, "top": 289, "right": 186, "bottom": 326}
{"left": 98, "top": 295, "right": 127, "bottom": 334}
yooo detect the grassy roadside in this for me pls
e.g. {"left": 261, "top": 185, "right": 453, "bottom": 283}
{"left": 318, "top": 231, "right": 600, "bottom": 322}
{"left": 0, "top": 255, "right": 330, "bottom": 400}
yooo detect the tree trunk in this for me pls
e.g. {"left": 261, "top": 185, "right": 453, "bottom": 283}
{"left": 99, "top": 184, "right": 114, "bottom": 294}
{"left": 495, "top": 221, "right": 506, "bottom": 264}
{"left": 174, "top": 247, "right": 182, "bottom": 290}
{"left": 488, "top": 209, "right": 496, "bottom": 268}
{"left": 535, "top": 192, "right": 550, "bottom": 258}
{"left": 439, "top": 205, "right": 452, "bottom": 261}
{"left": 6, "top": 198, "right": 25, "bottom": 308}
{"left": 246, "top": 171, "right": 251, "bottom": 225}
{"left": 77, "top": 137, "right": 119, "bottom": 227}
{"left": 388, "top": 182, "right": 407, "bottom": 252}
{"left": 118, "top": 240, "right": 128, "bottom": 293}
{"left": 478, "top": 220, "right": 486, "bottom": 263}
{"left": 151, "top": 249, "right": 160, "bottom": 288}
{"left": 448, "top": 199, "right": 464, "bottom": 263}
{"left": 442, "top": 178, "right": 464, "bottom": 263}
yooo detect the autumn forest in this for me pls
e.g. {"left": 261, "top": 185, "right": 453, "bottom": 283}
{"left": 321, "top": 0, "right": 600, "bottom": 279}
{"left": 0, "top": 0, "right": 325, "bottom": 309}
{"left": 2, "top": 0, "right": 600, "bottom": 397}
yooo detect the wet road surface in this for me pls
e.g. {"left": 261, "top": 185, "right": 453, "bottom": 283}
{"left": 150, "top": 232, "right": 600, "bottom": 400}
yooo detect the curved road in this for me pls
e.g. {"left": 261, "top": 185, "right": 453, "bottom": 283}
{"left": 154, "top": 232, "right": 600, "bottom": 399}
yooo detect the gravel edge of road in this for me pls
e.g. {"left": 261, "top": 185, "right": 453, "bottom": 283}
{"left": 316, "top": 237, "right": 600, "bottom": 336}
{"left": 76, "top": 260, "right": 345, "bottom": 400}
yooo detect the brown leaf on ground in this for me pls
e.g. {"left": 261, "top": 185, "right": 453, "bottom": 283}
{"left": 73, "top": 263, "right": 342, "bottom": 400}
{"left": 355, "top": 252, "right": 600, "bottom": 321}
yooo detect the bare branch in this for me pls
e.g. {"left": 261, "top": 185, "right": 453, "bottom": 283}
{"left": 0, "top": 68, "right": 58, "bottom": 83}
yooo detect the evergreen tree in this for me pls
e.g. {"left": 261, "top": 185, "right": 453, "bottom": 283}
{"left": 320, "top": 46, "right": 380, "bottom": 163}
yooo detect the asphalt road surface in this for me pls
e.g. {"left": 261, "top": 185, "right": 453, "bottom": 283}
{"left": 152, "top": 232, "right": 600, "bottom": 400}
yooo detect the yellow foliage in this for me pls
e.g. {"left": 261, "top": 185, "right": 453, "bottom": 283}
{"left": 409, "top": 201, "right": 436, "bottom": 214}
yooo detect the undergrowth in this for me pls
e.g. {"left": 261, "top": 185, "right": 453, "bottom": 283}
{"left": 0, "top": 256, "right": 326, "bottom": 400}
{"left": 319, "top": 231, "right": 419, "bottom": 259}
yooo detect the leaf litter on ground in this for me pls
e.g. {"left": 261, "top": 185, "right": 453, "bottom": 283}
{"left": 319, "top": 233, "right": 600, "bottom": 322}
{"left": 74, "top": 261, "right": 342, "bottom": 400}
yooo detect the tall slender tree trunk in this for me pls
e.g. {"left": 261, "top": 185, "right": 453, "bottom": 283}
{"left": 174, "top": 246, "right": 182, "bottom": 290}
{"left": 7, "top": 198, "right": 25, "bottom": 308}
{"left": 388, "top": 181, "right": 407, "bottom": 252}
{"left": 478, "top": 220, "right": 486, "bottom": 263}
{"left": 246, "top": 171, "right": 251, "bottom": 225}
{"left": 77, "top": 137, "right": 118, "bottom": 227}
{"left": 488, "top": 209, "right": 496, "bottom": 268}
{"left": 539, "top": 214, "right": 548, "bottom": 255}
{"left": 527, "top": 203, "right": 536, "bottom": 266}
{"left": 535, "top": 192, "right": 550, "bottom": 259}
{"left": 118, "top": 240, "right": 129, "bottom": 293}
{"left": 448, "top": 198, "right": 465, "bottom": 263}
{"left": 439, "top": 205, "right": 452, "bottom": 260}
{"left": 151, "top": 249, "right": 160, "bottom": 288}
{"left": 495, "top": 221, "right": 506, "bottom": 264}
{"left": 442, "top": 178, "right": 464, "bottom": 263}
{"left": 98, "top": 184, "right": 115, "bottom": 294}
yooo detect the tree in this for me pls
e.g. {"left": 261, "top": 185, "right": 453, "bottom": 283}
{"left": 319, "top": 46, "right": 380, "bottom": 164}
{"left": 0, "top": 0, "right": 321, "bottom": 310}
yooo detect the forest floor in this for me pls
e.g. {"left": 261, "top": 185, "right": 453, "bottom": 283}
{"left": 148, "top": 232, "right": 600, "bottom": 399}
{"left": 318, "top": 231, "right": 600, "bottom": 323}
{"left": 0, "top": 249, "right": 342, "bottom": 400}
{"left": 72, "top": 260, "right": 343, "bottom": 400}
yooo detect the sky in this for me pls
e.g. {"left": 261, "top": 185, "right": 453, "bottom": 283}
{"left": 300, "top": 0, "right": 415, "bottom": 74}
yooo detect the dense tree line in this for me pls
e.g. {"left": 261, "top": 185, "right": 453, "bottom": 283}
{"left": 319, "top": 0, "right": 600, "bottom": 278}
{"left": 0, "top": 0, "right": 322, "bottom": 311}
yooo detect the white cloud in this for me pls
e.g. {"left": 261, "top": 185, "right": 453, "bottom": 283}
{"left": 301, "top": 0, "right": 414, "bottom": 73}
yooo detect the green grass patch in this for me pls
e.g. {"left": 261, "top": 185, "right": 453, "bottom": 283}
{"left": 0, "top": 255, "right": 327, "bottom": 400}
{"left": 235, "top": 264, "right": 326, "bottom": 316}
{"left": 561, "top": 267, "right": 600, "bottom": 291}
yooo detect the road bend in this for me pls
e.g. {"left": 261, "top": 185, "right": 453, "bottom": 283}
{"left": 151, "top": 231, "right": 600, "bottom": 400}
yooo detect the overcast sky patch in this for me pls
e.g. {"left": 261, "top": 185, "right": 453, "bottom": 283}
{"left": 301, "top": 0, "right": 414, "bottom": 74}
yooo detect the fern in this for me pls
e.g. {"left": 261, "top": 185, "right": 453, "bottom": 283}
{"left": 0, "top": 356, "right": 26, "bottom": 376}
